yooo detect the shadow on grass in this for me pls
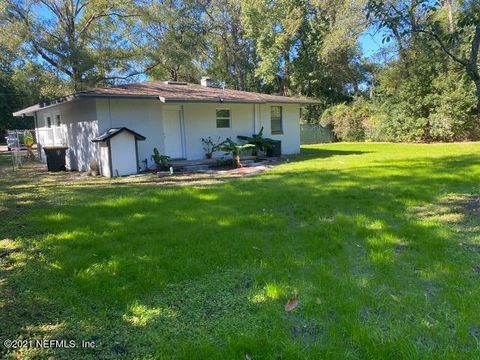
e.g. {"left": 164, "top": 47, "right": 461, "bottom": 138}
{"left": 1, "top": 151, "right": 480, "bottom": 358}
{"left": 297, "top": 147, "right": 371, "bottom": 160}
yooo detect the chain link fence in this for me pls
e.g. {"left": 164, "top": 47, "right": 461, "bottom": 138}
{"left": 5, "top": 129, "right": 38, "bottom": 170}
{"left": 300, "top": 124, "right": 335, "bottom": 144}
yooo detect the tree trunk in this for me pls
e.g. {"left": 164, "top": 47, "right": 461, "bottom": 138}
{"left": 72, "top": 67, "right": 81, "bottom": 92}
{"left": 170, "top": 68, "right": 178, "bottom": 81}
{"left": 444, "top": 0, "right": 455, "bottom": 33}
{"left": 392, "top": 26, "right": 408, "bottom": 65}
{"left": 233, "top": 153, "right": 241, "bottom": 168}
{"left": 283, "top": 52, "right": 290, "bottom": 96}
{"left": 470, "top": 24, "right": 480, "bottom": 117}
{"left": 475, "top": 79, "right": 480, "bottom": 117}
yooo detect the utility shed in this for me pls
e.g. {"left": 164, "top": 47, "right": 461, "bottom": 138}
{"left": 92, "top": 127, "right": 146, "bottom": 177}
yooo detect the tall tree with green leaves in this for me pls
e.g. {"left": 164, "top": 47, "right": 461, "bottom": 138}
{"left": 201, "top": 0, "right": 258, "bottom": 91}
{"left": 141, "top": 0, "right": 206, "bottom": 83}
{"left": 241, "top": 0, "right": 305, "bottom": 95}
{"left": 1, "top": 0, "right": 142, "bottom": 92}
{"left": 294, "top": 0, "right": 368, "bottom": 99}
{"left": 367, "top": 0, "right": 480, "bottom": 114}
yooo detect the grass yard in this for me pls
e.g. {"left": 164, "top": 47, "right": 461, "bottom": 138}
{"left": 2, "top": 143, "right": 480, "bottom": 359}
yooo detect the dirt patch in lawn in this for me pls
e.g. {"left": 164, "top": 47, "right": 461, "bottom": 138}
{"left": 414, "top": 194, "right": 480, "bottom": 224}
{"left": 0, "top": 159, "right": 282, "bottom": 189}
{"left": 414, "top": 194, "right": 480, "bottom": 254}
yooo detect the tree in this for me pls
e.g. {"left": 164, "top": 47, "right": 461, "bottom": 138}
{"left": 1, "top": 0, "right": 141, "bottom": 92}
{"left": 141, "top": 0, "right": 206, "bottom": 82}
{"left": 296, "top": 0, "right": 368, "bottom": 111}
{"left": 0, "top": 43, "right": 35, "bottom": 134}
{"left": 241, "top": 0, "right": 305, "bottom": 95}
{"left": 367, "top": 0, "right": 480, "bottom": 114}
{"left": 201, "top": 0, "right": 258, "bottom": 91}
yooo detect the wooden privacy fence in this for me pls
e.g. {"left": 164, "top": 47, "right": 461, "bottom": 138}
{"left": 300, "top": 124, "right": 335, "bottom": 144}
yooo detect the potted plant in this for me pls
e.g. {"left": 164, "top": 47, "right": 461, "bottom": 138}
{"left": 237, "top": 126, "right": 272, "bottom": 157}
{"left": 151, "top": 147, "right": 171, "bottom": 171}
{"left": 219, "top": 138, "right": 255, "bottom": 168}
{"left": 201, "top": 136, "right": 221, "bottom": 159}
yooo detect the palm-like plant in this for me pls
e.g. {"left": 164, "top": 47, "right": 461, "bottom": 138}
{"left": 237, "top": 126, "right": 273, "bottom": 156}
{"left": 219, "top": 138, "right": 255, "bottom": 168}
{"left": 151, "top": 148, "right": 171, "bottom": 170}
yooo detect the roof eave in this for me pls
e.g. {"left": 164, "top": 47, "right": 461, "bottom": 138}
{"left": 161, "top": 98, "right": 265, "bottom": 104}
{"left": 161, "top": 98, "right": 319, "bottom": 105}
{"left": 78, "top": 93, "right": 160, "bottom": 100}
{"left": 12, "top": 95, "right": 79, "bottom": 117}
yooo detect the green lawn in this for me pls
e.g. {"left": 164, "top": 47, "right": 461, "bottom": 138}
{"left": 1, "top": 143, "right": 480, "bottom": 359}
{"left": 0, "top": 150, "right": 12, "bottom": 169}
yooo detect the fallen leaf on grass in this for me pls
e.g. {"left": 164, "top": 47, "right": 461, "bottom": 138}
{"left": 390, "top": 294, "right": 400, "bottom": 302}
{"left": 285, "top": 298, "right": 298, "bottom": 312}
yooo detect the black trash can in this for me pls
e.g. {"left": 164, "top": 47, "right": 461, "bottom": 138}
{"left": 43, "top": 146, "right": 68, "bottom": 171}
{"left": 266, "top": 140, "right": 282, "bottom": 157}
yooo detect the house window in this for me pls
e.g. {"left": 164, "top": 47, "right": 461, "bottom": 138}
{"left": 271, "top": 106, "right": 283, "bottom": 134}
{"left": 56, "top": 114, "right": 61, "bottom": 126}
{"left": 216, "top": 109, "right": 231, "bottom": 128}
{"left": 46, "top": 116, "right": 52, "bottom": 128}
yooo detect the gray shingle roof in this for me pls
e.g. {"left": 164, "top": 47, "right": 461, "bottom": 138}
{"left": 13, "top": 80, "right": 319, "bottom": 116}
{"left": 79, "top": 81, "right": 319, "bottom": 104}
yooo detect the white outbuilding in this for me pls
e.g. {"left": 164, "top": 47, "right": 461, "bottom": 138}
{"left": 91, "top": 127, "right": 146, "bottom": 177}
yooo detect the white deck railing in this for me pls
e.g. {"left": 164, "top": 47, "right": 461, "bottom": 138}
{"left": 37, "top": 127, "right": 67, "bottom": 147}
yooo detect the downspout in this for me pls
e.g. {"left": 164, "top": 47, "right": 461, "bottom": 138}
{"left": 254, "top": 103, "right": 261, "bottom": 134}
{"left": 108, "top": 98, "right": 112, "bottom": 128}
{"left": 253, "top": 104, "right": 256, "bottom": 133}
{"left": 180, "top": 105, "right": 187, "bottom": 159}
{"left": 257, "top": 104, "right": 262, "bottom": 133}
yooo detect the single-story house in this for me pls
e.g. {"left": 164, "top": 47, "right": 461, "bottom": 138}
{"left": 13, "top": 78, "right": 318, "bottom": 177}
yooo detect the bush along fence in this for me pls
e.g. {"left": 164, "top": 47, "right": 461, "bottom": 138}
{"left": 300, "top": 124, "right": 335, "bottom": 144}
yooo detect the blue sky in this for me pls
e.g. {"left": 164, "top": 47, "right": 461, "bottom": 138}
{"left": 359, "top": 29, "right": 387, "bottom": 59}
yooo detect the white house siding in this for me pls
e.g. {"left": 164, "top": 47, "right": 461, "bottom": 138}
{"left": 182, "top": 103, "right": 301, "bottom": 159}
{"left": 182, "top": 103, "right": 256, "bottom": 160}
{"left": 96, "top": 98, "right": 163, "bottom": 170}
{"left": 34, "top": 98, "right": 301, "bottom": 176}
{"left": 36, "top": 98, "right": 98, "bottom": 171}
{"left": 257, "top": 103, "right": 301, "bottom": 155}
{"left": 72, "top": 120, "right": 100, "bottom": 171}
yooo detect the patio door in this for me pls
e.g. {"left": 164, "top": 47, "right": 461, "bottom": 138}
{"left": 163, "top": 110, "right": 184, "bottom": 159}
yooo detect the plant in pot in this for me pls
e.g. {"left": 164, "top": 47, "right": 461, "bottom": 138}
{"left": 219, "top": 138, "right": 255, "bottom": 168}
{"left": 201, "top": 136, "right": 221, "bottom": 159}
{"left": 151, "top": 147, "right": 171, "bottom": 171}
{"left": 237, "top": 126, "right": 272, "bottom": 157}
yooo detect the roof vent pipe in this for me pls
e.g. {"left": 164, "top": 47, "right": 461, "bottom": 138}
{"left": 201, "top": 76, "right": 214, "bottom": 87}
